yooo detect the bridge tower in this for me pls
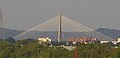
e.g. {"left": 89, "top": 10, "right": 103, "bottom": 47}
{"left": 57, "top": 13, "right": 62, "bottom": 42}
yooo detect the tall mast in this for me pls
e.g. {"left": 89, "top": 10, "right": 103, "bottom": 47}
{"left": 0, "top": 8, "right": 4, "bottom": 39}
{"left": 57, "top": 13, "right": 62, "bottom": 42}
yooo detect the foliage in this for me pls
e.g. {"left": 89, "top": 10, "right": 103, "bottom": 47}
{"left": 0, "top": 39, "right": 120, "bottom": 58}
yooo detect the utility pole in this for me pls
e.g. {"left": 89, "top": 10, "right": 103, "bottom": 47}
{"left": 74, "top": 47, "right": 78, "bottom": 58}
{"left": 57, "top": 13, "right": 62, "bottom": 43}
{"left": 0, "top": 8, "right": 4, "bottom": 39}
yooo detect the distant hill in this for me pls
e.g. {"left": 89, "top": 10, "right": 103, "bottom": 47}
{"left": 3, "top": 28, "right": 24, "bottom": 39}
{"left": 95, "top": 28, "right": 120, "bottom": 39}
{"left": 1, "top": 28, "right": 120, "bottom": 40}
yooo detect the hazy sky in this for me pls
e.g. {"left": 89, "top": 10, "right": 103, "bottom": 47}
{"left": 0, "top": 0, "right": 120, "bottom": 30}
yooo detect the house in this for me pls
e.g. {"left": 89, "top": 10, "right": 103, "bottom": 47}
{"left": 68, "top": 37, "right": 97, "bottom": 44}
{"left": 37, "top": 37, "right": 51, "bottom": 44}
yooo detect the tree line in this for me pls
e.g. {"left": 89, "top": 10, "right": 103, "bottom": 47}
{"left": 0, "top": 38, "right": 120, "bottom": 58}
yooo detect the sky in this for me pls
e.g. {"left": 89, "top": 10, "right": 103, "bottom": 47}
{"left": 0, "top": 0, "right": 120, "bottom": 30}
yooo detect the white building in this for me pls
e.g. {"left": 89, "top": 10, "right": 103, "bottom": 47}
{"left": 38, "top": 37, "right": 51, "bottom": 44}
{"left": 112, "top": 38, "right": 120, "bottom": 44}
{"left": 111, "top": 41, "right": 118, "bottom": 45}
{"left": 101, "top": 41, "right": 109, "bottom": 44}
{"left": 101, "top": 38, "right": 120, "bottom": 44}
{"left": 118, "top": 38, "right": 120, "bottom": 42}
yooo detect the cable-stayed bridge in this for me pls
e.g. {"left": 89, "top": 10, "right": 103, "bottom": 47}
{"left": 14, "top": 13, "right": 114, "bottom": 41}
